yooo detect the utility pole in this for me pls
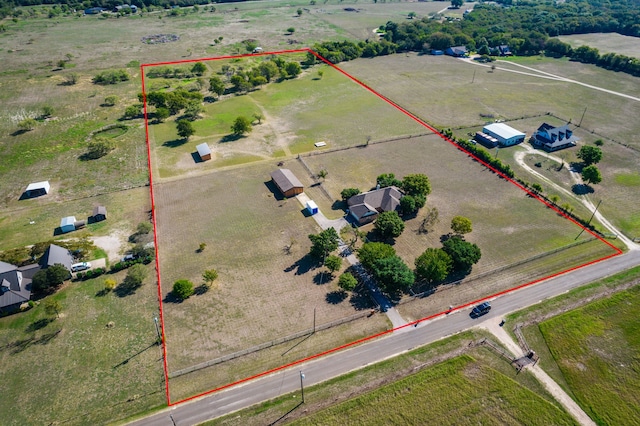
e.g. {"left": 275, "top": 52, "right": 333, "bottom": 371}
{"left": 471, "top": 69, "right": 476, "bottom": 84}
{"left": 578, "top": 106, "right": 587, "bottom": 127}
{"left": 153, "top": 315, "right": 162, "bottom": 344}
{"left": 313, "top": 307, "right": 316, "bottom": 334}
{"left": 575, "top": 199, "right": 602, "bottom": 240}
{"left": 299, "top": 371, "right": 305, "bottom": 403}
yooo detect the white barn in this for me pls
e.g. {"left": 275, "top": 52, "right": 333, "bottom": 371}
{"left": 483, "top": 123, "right": 526, "bottom": 147}
{"left": 24, "top": 181, "right": 50, "bottom": 198}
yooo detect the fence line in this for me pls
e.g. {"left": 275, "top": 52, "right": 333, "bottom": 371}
{"left": 477, "top": 338, "right": 515, "bottom": 362}
{"left": 169, "top": 310, "right": 372, "bottom": 379}
{"left": 513, "top": 323, "right": 530, "bottom": 353}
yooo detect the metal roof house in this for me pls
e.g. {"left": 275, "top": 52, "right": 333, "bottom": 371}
{"left": 40, "top": 244, "right": 74, "bottom": 272}
{"left": 483, "top": 123, "right": 526, "bottom": 147}
{"left": 24, "top": 181, "right": 50, "bottom": 198}
{"left": 532, "top": 123, "right": 579, "bottom": 152}
{"left": 60, "top": 216, "right": 76, "bottom": 233}
{"left": 0, "top": 261, "right": 32, "bottom": 311}
{"left": 445, "top": 46, "right": 469, "bottom": 57}
{"left": 347, "top": 186, "right": 403, "bottom": 225}
{"left": 270, "top": 169, "right": 303, "bottom": 198}
{"left": 196, "top": 143, "right": 212, "bottom": 161}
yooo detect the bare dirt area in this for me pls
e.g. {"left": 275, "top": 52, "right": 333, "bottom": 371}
{"left": 91, "top": 229, "right": 128, "bottom": 262}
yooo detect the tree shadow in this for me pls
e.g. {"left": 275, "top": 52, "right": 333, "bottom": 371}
{"left": 11, "top": 129, "right": 29, "bottom": 136}
{"left": 95, "top": 288, "right": 111, "bottom": 297}
{"left": 114, "top": 281, "right": 142, "bottom": 297}
{"left": 26, "top": 318, "right": 53, "bottom": 333}
{"left": 331, "top": 200, "right": 346, "bottom": 211}
{"left": 572, "top": 184, "right": 594, "bottom": 195}
{"left": 313, "top": 270, "right": 331, "bottom": 285}
{"left": 163, "top": 292, "right": 184, "bottom": 304}
{"left": 220, "top": 133, "right": 243, "bottom": 143}
{"left": 194, "top": 284, "right": 209, "bottom": 295}
{"left": 349, "top": 284, "right": 376, "bottom": 310}
{"left": 284, "top": 254, "right": 319, "bottom": 275}
{"left": 325, "top": 290, "right": 347, "bottom": 304}
{"left": 569, "top": 162, "right": 584, "bottom": 173}
{"left": 9, "top": 330, "right": 61, "bottom": 354}
{"left": 163, "top": 138, "right": 188, "bottom": 148}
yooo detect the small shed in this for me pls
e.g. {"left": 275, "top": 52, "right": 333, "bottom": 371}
{"left": 306, "top": 200, "right": 318, "bottom": 215}
{"left": 196, "top": 143, "right": 212, "bottom": 161}
{"left": 270, "top": 169, "right": 304, "bottom": 198}
{"left": 25, "top": 181, "right": 50, "bottom": 198}
{"left": 74, "top": 219, "right": 86, "bottom": 229}
{"left": 92, "top": 206, "right": 107, "bottom": 222}
{"left": 60, "top": 216, "right": 76, "bottom": 233}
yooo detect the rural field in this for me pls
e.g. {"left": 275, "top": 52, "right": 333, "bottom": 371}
{"left": 0, "top": 0, "right": 638, "bottom": 423}
{"left": 558, "top": 33, "right": 640, "bottom": 58}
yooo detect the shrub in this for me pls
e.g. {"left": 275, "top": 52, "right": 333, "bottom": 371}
{"left": 172, "top": 279, "right": 194, "bottom": 300}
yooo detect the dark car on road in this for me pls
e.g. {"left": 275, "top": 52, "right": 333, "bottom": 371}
{"left": 470, "top": 301, "right": 491, "bottom": 318}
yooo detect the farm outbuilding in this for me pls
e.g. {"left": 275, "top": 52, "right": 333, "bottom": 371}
{"left": 196, "top": 143, "right": 212, "bottom": 161}
{"left": 92, "top": 206, "right": 107, "bottom": 222}
{"left": 270, "top": 169, "right": 303, "bottom": 198}
{"left": 483, "top": 123, "right": 526, "bottom": 147}
{"left": 24, "top": 181, "right": 50, "bottom": 198}
{"left": 60, "top": 216, "right": 76, "bottom": 233}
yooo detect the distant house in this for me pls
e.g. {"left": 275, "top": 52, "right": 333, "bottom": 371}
{"left": 431, "top": 49, "right": 444, "bottom": 56}
{"left": 347, "top": 186, "right": 403, "bottom": 225}
{"left": 24, "top": 181, "right": 50, "bottom": 198}
{"left": 114, "top": 4, "right": 137, "bottom": 13}
{"left": 40, "top": 244, "right": 74, "bottom": 272}
{"left": 60, "top": 216, "right": 76, "bottom": 233}
{"left": 196, "top": 143, "right": 212, "bottom": 161}
{"left": 0, "top": 261, "right": 33, "bottom": 311}
{"left": 483, "top": 123, "right": 526, "bottom": 147}
{"left": 532, "top": 123, "right": 579, "bottom": 152}
{"left": 270, "top": 169, "right": 303, "bottom": 198}
{"left": 445, "top": 46, "right": 469, "bottom": 57}
{"left": 498, "top": 45, "right": 512, "bottom": 56}
{"left": 92, "top": 206, "right": 107, "bottom": 222}
{"left": 84, "top": 7, "right": 106, "bottom": 14}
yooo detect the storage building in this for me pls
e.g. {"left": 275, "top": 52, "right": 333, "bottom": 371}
{"left": 306, "top": 200, "right": 318, "bottom": 215}
{"left": 24, "top": 181, "right": 50, "bottom": 198}
{"left": 196, "top": 143, "right": 212, "bottom": 161}
{"left": 60, "top": 216, "right": 76, "bottom": 233}
{"left": 482, "top": 123, "right": 526, "bottom": 147}
{"left": 270, "top": 169, "right": 303, "bottom": 198}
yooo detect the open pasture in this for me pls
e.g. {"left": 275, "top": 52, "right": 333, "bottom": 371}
{"left": 558, "top": 33, "right": 640, "bottom": 59}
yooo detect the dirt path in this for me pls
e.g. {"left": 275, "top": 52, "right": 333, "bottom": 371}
{"left": 513, "top": 146, "right": 638, "bottom": 250}
{"left": 478, "top": 319, "right": 597, "bottom": 426}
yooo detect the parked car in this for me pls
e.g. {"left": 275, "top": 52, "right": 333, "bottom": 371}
{"left": 121, "top": 254, "right": 137, "bottom": 262}
{"left": 71, "top": 262, "right": 91, "bottom": 272}
{"left": 470, "top": 301, "right": 491, "bottom": 318}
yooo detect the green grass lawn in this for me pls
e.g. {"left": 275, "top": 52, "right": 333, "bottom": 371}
{"left": 538, "top": 287, "right": 640, "bottom": 426}
{"left": 291, "top": 355, "right": 576, "bottom": 426}
{"left": 0, "top": 266, "right": 164, "bottom": 425}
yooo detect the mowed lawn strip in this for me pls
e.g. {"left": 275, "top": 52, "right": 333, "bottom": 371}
{"left": 290, "top": 355, "right": 577, "bottom": 426}
{"left": 538, "top": 286, "right": 640, "bottom": 425}
{"left": 0, "top": 268, "right": 164, "bottom": 426}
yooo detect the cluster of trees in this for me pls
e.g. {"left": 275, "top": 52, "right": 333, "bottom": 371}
{"left": 32, "top": 264, "right": 69, "bottom": 294}
{"left": 545, "top": 40, "right": 640, "bottom": 77}
{"left": 146, "top": 62, "right": 207, "bottom": 79}
{"left": 171, "top": 268, "right": 218, "bottom": 301}
{"left": 358, "top": 242, "right": 414, "bottom": 294}
{"left": 92, "top": 69, "right": 130, "bottom": 85}
{"left": 455, "top": 137, "right": 515, "bottom": 178}
{"left": 226, "top": 58, "right": 302, "bottom": 94}
{"left": 305, "top": 39, "right": 397, "bottom": 66}
{"left": 577, "top": 145, "right": 603, "bottom": 186}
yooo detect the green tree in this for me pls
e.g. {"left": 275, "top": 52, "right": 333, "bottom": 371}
{"left": 399, "top": 195, "right": 417, "bottom": 215}
{"left": 297, "top": 8, "right": 302, "bottom": 16}
{"left": 308, "top": 227, "right": 339, "bottom": 259}
{"left": 203, "top": 269, "right": 218, "bottom": 287}
{"left": 231, "top": 116, "right": 252, "bottom": 136}
{"left": 191, "top": 62, "right": 207, "bottom": 76}
{"left": 176, "top": 119, "right": 195, "bottom": 139}
{"left": 32, "top": 264, "right": 69, "bottom": 293}
{"left": 577, "top": 145, "right": 602, "bottom": 166}
{"left": 123, "top": 263, "right": 148, "bottom": 289}
{"left": 357, "top": 242, "right": 396, "bottom": 270}
{"left": 209, "top": 76, "right": 225, "bottom": 99}
{"left": 183, "top": 100, "right": 203, "bottom": 121}
{"left": 317, "top": 169, "right": 328, "bottom": 180}
{"left": 442, "top": 235, "right": 481, "bottom": 273}
{"left": 401, "top": 173, "right": 431, "bottom": 197}
{"left": 451, "top": 0, "right": 463, "bottom": 8}
{"left": 374, "top": 211, "right": 405, "bottom": 239}
{"left": 103, "top": 95, "right": 118, "bottom": 106}
{"left": 44, "top": 298, "right": 62, "bottom": 319}
{"left": 582, "top": 165, "right": 602, "bottom": 185}
{"left": 85, "top": 138, "right": 115, "bottom": 160}
{"left": 123, "top": 104, "right": 142, "bottom": 119}
{"left": 451, "top": 216, "right": 472, "bottom": 235}
{"left": 230, "top": 74, "right": 252, "bottom": 93}
{"left": 137, "top": 222, "right": 153, "bottom": 234}
{"left": 408, "top": 11, "right": 416, "bottom": 19}
{"left": 42, "top": 105, "right": 54, "bottom": 118}
{"left": 372, "top": 255, "right": 415, "bottom": 293}
{"left": 253, "top": 112, "right": 264, "bottom": 124}
{"left": 172, "top": 279, "right": 194, "bottom": 300}
{"left": 18, "top": 118, "right": 37, "bottom": 131}
{"left": 258, "top": 61, "right": 279, "bottom": 82}
{"left": 324, "top": 255, "right": 342, "bottom": 276}
{"left": 415, "top": 248, "right": 452, "bottom": 283}
{"left": 287, "top": 27, "right": 296, "bottom": 34}
{"left": 285, "top": 61, "right": 302, "bottom": 78}
{"left": 155, "top": 107, "right": 170, "bottom": 123}
{"left": 341, "top": 188, "right": 361, "bottom": 201}
{"left": 338, "top": 272, "right": 358, "bottom": 291}
{"left": 376, "top": 173, "right": 401, "bottom": 188}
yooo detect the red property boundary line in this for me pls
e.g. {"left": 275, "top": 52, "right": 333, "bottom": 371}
{"left": 139, "top": 49, "right": 623, "bottom": 407}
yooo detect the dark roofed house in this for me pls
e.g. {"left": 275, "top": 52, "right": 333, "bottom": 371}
{"left": 271, "top": 169, "right": 304, "bottom": 198}
{"left": 347, "top": 186, "right": 403, "bottom": 225}
{"left": 92, "top": 206, "right": 107, "bottom": 222}
{"left": 40, "top": 244, "right": 74, "bottom": 272}
{"left": 532, "top": 123, "right": 579, "bottom": 152}
{"left": 0, "top": 261, "right": 32, "bottom": 311}
{"left": 445, "top": 46, "right": 469, "bottom": 57}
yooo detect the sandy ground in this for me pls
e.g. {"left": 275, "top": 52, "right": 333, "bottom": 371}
{"left": 477, "top": 319, "right": 596, "bottom": 426}
{"left": 91, "top": 230, "right": 127, "bottom": 262}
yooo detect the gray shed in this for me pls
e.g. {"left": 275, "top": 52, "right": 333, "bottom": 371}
{"left": 196, "top": 143, "right": 212, "bottom": 161}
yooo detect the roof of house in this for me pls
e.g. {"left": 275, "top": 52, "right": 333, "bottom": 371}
{"left": 196, "top": 143, "right": 211, "bottom": 156}
{"left": 271, "top": 169, "right": 303, "bottom": 193}
{"left": 535, "top": 123, "right": 580, "bottom": 148}
{"left": 347, "top": 186, "right": 402, "bottom": 220}
{"left": 60, "top": 216, "right": 76, "bottom": 227}
{"left": 93, "top": 205, "right": 107, "bottom": 216}
{"left": 447, "top": 46, "right": 468, "bottom": 54}
{"left": 26, "top": 181, "right": 50, "bottom": 192}
{"left": 483, "top": 123, "right": 525, "bottom": 140}
{"left": 40, "top": 244, "right": 73, "bottom": 270}
{"left": 0, "top": 261, "right": 31, "bottom": 309}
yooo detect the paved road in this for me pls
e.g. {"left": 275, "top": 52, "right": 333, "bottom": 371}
{"left": 130, "top": 249, "right": 640, "bottom": 426}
